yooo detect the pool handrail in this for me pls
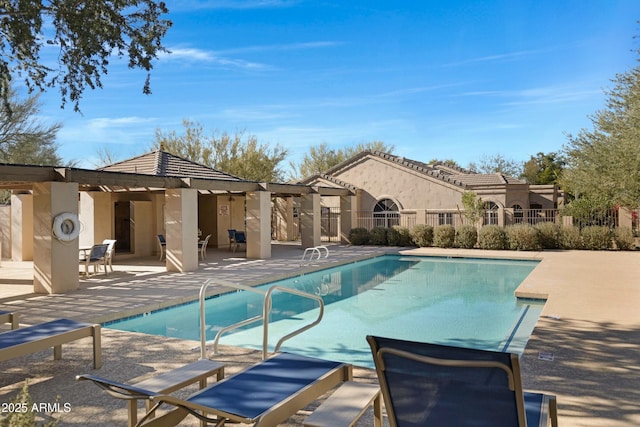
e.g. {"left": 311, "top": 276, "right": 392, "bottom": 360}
{"left": 199, "top": 279, "right": 325, "bottom": 360}
{"left": 300, "top": 245, "right": 329, "bottom": 266}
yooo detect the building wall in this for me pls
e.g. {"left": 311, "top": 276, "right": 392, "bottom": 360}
{"left": 333, "top": 156, "right": 464, "bottom": 211}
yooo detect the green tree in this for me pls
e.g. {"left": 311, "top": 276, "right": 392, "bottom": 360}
{"left": 0, "top": 90, "right": 61, "bottom": 165}
{"left": 0, "top": 89, "right": 61, "bottom": 203}
{"left": 152, "top": 120, "right": 289, "bottom": 182}
{"left": 562, "top": 62, "right": 640, "bottom": 209}
{"left": 0, "top": 0, "right": 172, "bottom": 112}
{"left": 468, "top": 154, "right": 522, "bottom": 177}
{"left": 460, "top": 191, "right": 484, "bottom": 225}
{"left": 292, "top": 140, "right": 395, "bottom": 179}
{"left": 521, "top": 152, "right": 564, "bottom": 185}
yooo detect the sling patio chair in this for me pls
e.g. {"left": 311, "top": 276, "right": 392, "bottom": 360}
{"left": 232, "top": 230, "right": 246, "bottom": 253}
{"left": 198, "top": 234, "right": 212, "bottom": 261}
{"left": 77, "top": 359, "right": 226, "bottom": 427}
{"left": 79, "top": 244, "right": 109, "bottom": 277}
{"left": 135, "top": 352, "right": 352, "bottom": 427}
{"left": 102, "top": 239, "right": 117, "bottom": 272}
{"left": 367, "top": 335, "right": 558, "bottom": 427}
{"left": 157, "top": 235, "right": 166, "bottom": 261}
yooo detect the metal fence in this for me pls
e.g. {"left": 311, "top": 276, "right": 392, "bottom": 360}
{"left": 355, "top": 208, "right": 638, "bottom": 231}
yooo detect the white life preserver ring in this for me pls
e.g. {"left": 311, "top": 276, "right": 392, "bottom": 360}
{"left": 52, "top": 212, "right": 80, "bottom": 242}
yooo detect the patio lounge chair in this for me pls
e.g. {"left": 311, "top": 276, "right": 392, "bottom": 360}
{"left": 367, "top": 335, "right": 558, "bottom": 427}
{"left": 136, "top": 352, "right": 352, "bottom": 427}
{"left": 80, "top": 244, "right": 109, "bottom": 277}
{"left": 0, "top": 310, "right": 18, "bottom": 329}
{"left": 0, "top": 318, "right": 102, "bottom": 369}
{"left": 77, "top": 359, "right": 225, "bottom": 427}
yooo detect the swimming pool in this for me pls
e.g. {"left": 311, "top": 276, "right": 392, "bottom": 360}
{"left": 106, "top": 255, "right": 544, "bottom": 368}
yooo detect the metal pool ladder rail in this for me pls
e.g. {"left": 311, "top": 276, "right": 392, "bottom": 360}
{"left": 199, "top": 279, "right": 325, "bottom": 360}
{"left": 300, "top": 245, "right": 329, "bottom": 266}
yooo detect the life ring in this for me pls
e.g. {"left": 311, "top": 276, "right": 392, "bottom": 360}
{"left": 52, "top": 212, "right": 80, "bottom": 242}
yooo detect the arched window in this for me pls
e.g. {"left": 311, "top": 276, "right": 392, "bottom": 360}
{"left": 484, "top": 201, "right": 499, "bottom": 225}
{"left": 373, "top": 198, "right": 400, "bottom": 228}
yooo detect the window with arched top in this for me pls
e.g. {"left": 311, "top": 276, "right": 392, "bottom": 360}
{"left": 373, "top": 198, "right": 400, "bottom": 228}
{"left": 484, "top": 201, "right": 499, "bottom": 225}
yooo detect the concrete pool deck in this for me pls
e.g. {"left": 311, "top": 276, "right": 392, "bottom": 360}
{"left": 0, "top": 245, "right": 639, "bottom": 426}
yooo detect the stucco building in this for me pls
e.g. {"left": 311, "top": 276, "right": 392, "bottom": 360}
{"left": 299, "top": 151, "right": 563, "bottom": 231}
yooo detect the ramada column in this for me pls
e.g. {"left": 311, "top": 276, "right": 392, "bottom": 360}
{"left": 165, "top": 188, "right": 199, "bottom": 272}
{"left": 246, "top": 191, "right": 272, "bottom": 259}
{"left": 32, "top": 182, "right": 79, "bottom": 294}
{"left": 300, "top": 193, "right": 321, "bottom": 249}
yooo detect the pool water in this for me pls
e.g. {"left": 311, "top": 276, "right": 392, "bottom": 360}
{"left": 107, "top": 255, "right": 544, "bottom": 368}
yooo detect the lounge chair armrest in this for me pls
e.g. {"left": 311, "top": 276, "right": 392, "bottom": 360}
{"left": 76, "top": 374, "right": 157, "bottom": 400}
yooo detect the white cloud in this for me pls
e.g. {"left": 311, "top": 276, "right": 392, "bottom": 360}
{"left": 161, "top": 47, "right": 270, "bottom": 70}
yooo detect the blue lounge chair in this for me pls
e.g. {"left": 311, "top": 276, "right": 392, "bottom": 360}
{"left": 367, "top": 335, "right": 558, "bottom": 427}
{"left": 0, "top": 318, "right": 102, "bottom": 369}
{"left": 136, "top": 352, "right": 352, "bottom": 426}
{"left": 0, "top": 310, "right": 18, "bottom": 329}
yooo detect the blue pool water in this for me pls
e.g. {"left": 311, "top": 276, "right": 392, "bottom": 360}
{"left": 107, "top": 255, "right": 544, "bottom": 368}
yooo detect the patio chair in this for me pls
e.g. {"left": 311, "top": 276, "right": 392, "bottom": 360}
{"left": 227, "top": 229, "right": 236, "bottom": 251}
{"left": 80, "top": 244, "right": 109, "bottom": 277}
{"left": 136, "top": 352, "right": 352, "bottom": 427}
{"left": 367, "top": 335, "right": 558, "bottom": 427}
{"left": 102, "top": 239, "right": 117, "bottom": 272}
{"left": 198, "top": 234, "right": 211, "bottom": 261}
{"left": 232, "top": 230, "right": 246, "bottom": 253}
{"left": 157, "top": 234, "right": 166, "bottom": 261}
{"left": 0, "top": 318, "right": 101, "bottom": 369}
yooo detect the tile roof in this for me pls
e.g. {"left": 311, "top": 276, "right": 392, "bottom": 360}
{"left": 98, "top": 150, "right": 241, "bottom": 181}
{"left": 319, "top": 150, "right": 525, "bottom": 188}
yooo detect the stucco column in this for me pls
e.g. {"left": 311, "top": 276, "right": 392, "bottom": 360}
{"left": 165, "top": 188, "right": 198, "bottom": 272}
{"left": 11, "top": 192, "right": 33, "bottom": 261}
{"left": 246, "top": 191, "right": 272, "bottom": 259}
{"left": 340, "top": 194, "right": 357, "bottom": 244}
{"left": 300, "top": 193, "right": 321, "bottom": 249}
{"left": 32, "top": 182, "right": 79, "bottom": 294}
{"left": 619, "top": 207, "right": 633, "bottom": 229}
{"left": 79, "top": 191, "right": 112, "bottom": 247}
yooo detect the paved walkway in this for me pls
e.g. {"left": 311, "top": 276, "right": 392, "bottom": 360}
{"left": 0, "top": 245, "right": 638, "bottom": 426}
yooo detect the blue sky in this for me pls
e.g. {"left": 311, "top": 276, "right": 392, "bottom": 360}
{"left": 31, "top": 0, "right": 640, "bottom": 175}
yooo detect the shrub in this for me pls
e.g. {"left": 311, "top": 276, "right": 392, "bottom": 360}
{"left": 434, "top": 225, "right": 456, "bottom": 248}
{"left": 383, "top": 227, "right": 398, "bottom": 246}
{"left": 455, "top": 225, "right": 477, "bottom": 249}
{"left": 613, "top": 227, "right": 635, "bottom": 250}
{"left": 477, "top": 225, "right": 508, "bottom": 250}
{"left": 0, "top": 381, "right": 60, "bottom": 427}
{"left": 580, "top": 226, "right": 612, "bottom": 250}
{"left": 559, "top": 226, "right": 582, "bottom": 249}
{"left": 506, "top": 224, "right": 542, "bottom": 251}
{"left": 348, "top": 227, "right": 370, "bottom": 245}
{"left": 369, "top": 227, "right": 388, "bottom": 246}
{"left": 411, "top": 224, "right": 434, "bottom": 247}
{"left": 389, "top": 226, "right": 413, "bottom": 246}
{"left": 535, "top": 222, "right": 561, "bottom": 249}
